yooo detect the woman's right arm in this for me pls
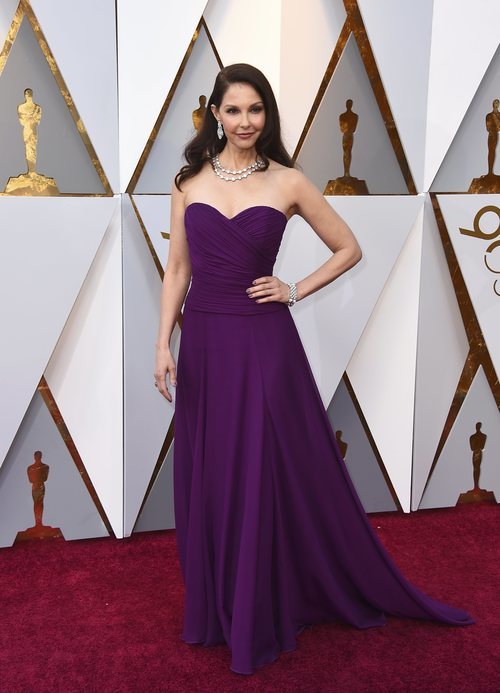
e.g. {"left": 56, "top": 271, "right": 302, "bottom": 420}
{"left": 155, "top": 183, "right": 192, "bottom": 401}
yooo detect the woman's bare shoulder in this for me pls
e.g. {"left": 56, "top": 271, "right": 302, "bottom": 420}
{"left": 174, "top": 162, "right": 213, "bottom": 203}
{"left": 267, "top": 160, "right": 299, "bottom": 178}
{"left": 267, "top": 161, "right": 309, "bottom": 192}
{"left": 269, "top": 159, "right": 303, "bottom": 176}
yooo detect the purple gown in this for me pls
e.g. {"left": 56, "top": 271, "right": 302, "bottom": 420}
{"left": 173, "top": 202, "right": 474, "bottom": 675}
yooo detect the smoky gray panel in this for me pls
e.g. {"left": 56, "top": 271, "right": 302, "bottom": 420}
{"left": 327, "top": 378, "right": 397, "bottom": 513}
{"left": 419, "top": 367, "right": 500, "bottom": 509}
{"left": 135, "top": 26, "right": 220, "bottom": 194}
{"left": 296, "top": 34, "right": 408, "bottom": 195}
{"left": 122, "top": 195, "right": 175, "bottom": 533}
{"left": 0, "top": 390, "right": 108, "bottom": 547}
{"left": 134, "top": 444, "right": 175, "bottom": 533}
{"left": 431, "top": 44, "right": 500, "bottom": 192}
{"left": 0, "top": 16, "right": 105, "bottom": 194}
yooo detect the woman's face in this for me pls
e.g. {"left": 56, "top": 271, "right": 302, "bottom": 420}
{"left": 212, "top": 82, "right": 266, "bottom": 150}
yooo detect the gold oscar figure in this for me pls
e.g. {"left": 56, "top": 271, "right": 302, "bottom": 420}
{"left": 192, "top": 95, "right": 207, "bottom": 132}
{"left": 324, "top": 99, "right": 369, "bottom": 195}
{"left": 4, "top": 88, "right": 60, "bottom": 195}
{"left": 468, "top": 98, "right": 500, "bottom": 194}
{"left": 15, "top": 451, "right": 63, "bottom": 542}
{"left": 457, "top": 423, "right": 496, "bottom": 505}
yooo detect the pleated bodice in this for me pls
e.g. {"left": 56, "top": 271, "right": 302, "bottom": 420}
{"left": 183, "top": 202, "right": 288, "bottom": 315}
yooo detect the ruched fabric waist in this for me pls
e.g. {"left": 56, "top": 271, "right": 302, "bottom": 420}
{"left": 184, "top": 275, "right": 288, "bottom": 315}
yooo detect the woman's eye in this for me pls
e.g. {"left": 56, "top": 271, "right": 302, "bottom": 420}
{"left": 224, "top": 107, "right": 263, "bottom": 114}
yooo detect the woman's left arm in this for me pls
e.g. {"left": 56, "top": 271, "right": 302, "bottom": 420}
{"left": 290, "top": 170, "right": 362, "bottom": 302}
{"left": 248, "top": 170, "right": 362, "bottom": 304}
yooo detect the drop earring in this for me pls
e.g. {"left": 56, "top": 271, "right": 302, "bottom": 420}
{"left": 217, "top": 120, "right": 224, "bottom": 140}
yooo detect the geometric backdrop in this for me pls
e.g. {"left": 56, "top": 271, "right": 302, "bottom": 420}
{"left": 0, "top": 0, "right": 499, "bottom": 547}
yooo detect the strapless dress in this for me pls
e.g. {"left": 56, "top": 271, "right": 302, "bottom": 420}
{"left": 172, "top": 202, "right": 474, "bottom": 675}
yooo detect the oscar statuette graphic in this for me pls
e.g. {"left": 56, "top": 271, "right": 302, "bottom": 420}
{"left": 324, "top": 99, "right": 369, "bottom": 195}
{"left": 457, "top": 423, "right": 497, "bottom": 505}
{"left": 335, "top": 430, "right": 348, "bottom": 460}
{"left": 192, "top": 95, "right": 207, "bottom": 132}
{"left": 3, "top": 88, "right": 60, "bottom": 195}
{"left": 469, "top": 99, "right": 500, "bottom": 194}
{"left": 15, "top": 451, "right": 63, "bottom": 542}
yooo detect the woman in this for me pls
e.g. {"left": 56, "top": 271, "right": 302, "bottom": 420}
{"left": 155, "top": 64, "right": 473, "bottom": 675}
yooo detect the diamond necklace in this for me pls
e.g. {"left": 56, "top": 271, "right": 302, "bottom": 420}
{"left": 212, "top": 155, "right": 264, "bottom": 182}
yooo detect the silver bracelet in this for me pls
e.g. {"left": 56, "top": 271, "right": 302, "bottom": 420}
{"left": 287, "top": 282, "right": 298, "bottom": 307}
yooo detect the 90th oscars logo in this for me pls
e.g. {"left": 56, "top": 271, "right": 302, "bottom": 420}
{"left": 459, "top": 205, "right": 500, "bottom": 297}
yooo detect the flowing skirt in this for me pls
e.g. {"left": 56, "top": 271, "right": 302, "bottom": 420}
{"left": 173, "top": 306, "right": 474, "bottom": 675}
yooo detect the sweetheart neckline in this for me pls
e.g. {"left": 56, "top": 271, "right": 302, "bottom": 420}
{"left": 185, "top": 201, "right": 288, "bottom": 223}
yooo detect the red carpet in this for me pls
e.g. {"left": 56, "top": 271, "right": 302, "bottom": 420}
{"left": 1, "top": 504, "right": 498, "bottom": 692}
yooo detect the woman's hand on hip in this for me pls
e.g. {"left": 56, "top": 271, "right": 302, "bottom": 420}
{"left": 155, "top": 346, "right": 177, "bottom": 402}
{"left": 246, "top": 276, "right": 291, "bottom": 304}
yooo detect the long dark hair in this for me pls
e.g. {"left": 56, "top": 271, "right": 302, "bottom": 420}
{"left": 175, "top": 63, "right": 294, "bottom": 190}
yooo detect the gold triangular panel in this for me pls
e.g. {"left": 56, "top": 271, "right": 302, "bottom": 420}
{"left": 419, "top": 195, "right": 500, "bottom": 505}
{"left": 430, "top": 195, "right": 500, "bottom": 420}
{"left": 437, "top": 194, "right": 500, "bottom": 390}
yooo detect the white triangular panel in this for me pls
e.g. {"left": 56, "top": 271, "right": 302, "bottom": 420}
{"left": 420, "top": 367, "right": 500, "bottom": 509}
{"left": 44, "top": 200, "right": 123, "bottom": 537}
{"left": 357, "top": 0, "right": 433, "bottom": 192}
{"left": 122, "top": 195, "right": 180, "bottom": 536}
{"left": 346, "top": 203, "right": 424, "bottom": 512}
{"left": 30, "top": 0, "right": 119, "bottom": 192}
{"left": 0, "top": 0, "right": 19, "bottom": 41}
{"left": 117, "top": 0, "right": 207, "bottom": 190}
{"left": 412, "top": 196, "right": 469, "bottom": 509}
{"left": 0, "top": 197, "right": 117, "bottom": 470}
{"left": 279, "top": 0, "right": 346, "bottom": 152}
{"left": 274, "top": 195, "right": 423, "bottom": 410}
{"left": 132, "top": 194, "right": 171, "bottom": 270}
{"left": 438, "top": 194, "right": 500, "bottom": 382}
{"left": 204, "top": 0, "right": 281, "bottom": 99}
{"left": 424, "top": 0, "right": 500, "bottom": 190}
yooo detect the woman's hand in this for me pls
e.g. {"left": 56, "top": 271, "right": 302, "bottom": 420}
{"left": 154, "top": 346, "right": 177, "bottom": 402}
{"left": 246, "top": 276, "right": 293, "bottom": 304}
